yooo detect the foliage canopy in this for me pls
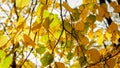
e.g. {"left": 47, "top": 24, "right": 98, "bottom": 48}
{"left": 0, "top": 0, "right": 120, "bottom": 68}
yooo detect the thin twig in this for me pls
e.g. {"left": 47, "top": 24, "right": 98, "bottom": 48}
{"left": 52, "top": 0, "right": 64, "bottom": 54}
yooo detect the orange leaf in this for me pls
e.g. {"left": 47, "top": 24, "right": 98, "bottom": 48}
{"left": 110, "top": 1, "right": 117, "bottom": 8}
{"left": 75, "top": 21, "right": 84, "bottom": 31}
{"left": 32, "top": 23, "right": 41, "bottom": 33}
{"left": 98, "top": 6, "right": 105, "bottom": 17}
{"left": 105, "top": 12, "right": 110, "bottom": 18}
{"left": 88, "top": 30, "right": 94, "bottom": 39}
{"left": 55, "top": 62, "right": 65, "bottom": 68}
{"left": 86, "top": 48, "right": 100, "bottom": 63}
{"left": 114, "top": 5, "right": 120, "bottom": 13}
{"left": 80, "top": 6, "right": 89, "bottom": 21}
{"left": 79, "top": 35, "right": 89, "bottom": 45}
{"left": 41, "top": 0, "right": 52, "bottom": 5}
{"left": 106, "top": 58, "right": 115, "bottom": 68}
{"left": 23, "top": 34, "right": 36, "bottom": 47}
{"left": 107, "top": 22, "right": 118, "bottom": 33}
{"left": 62, "top": 2, "right": 74, "bottom": 13}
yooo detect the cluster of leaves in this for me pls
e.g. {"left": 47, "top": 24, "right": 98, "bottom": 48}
{"left": 0, "top": 0, "right": 120, "bottom": 68}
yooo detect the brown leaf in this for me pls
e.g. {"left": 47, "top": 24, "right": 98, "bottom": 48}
{"left": 110, "top": 1, "right": 117, "bottom": 8}
{"left": 55, "top": 62, "right": 65, "bottom": 68}
{"left": 96, "top": 15, "right": 103, "bottom": 22}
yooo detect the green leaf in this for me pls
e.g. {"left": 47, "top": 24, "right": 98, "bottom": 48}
{"left": 67, "top": 52, "right": 74, "bottom": 60}
{"left": 50, "top": 14, "right": 60, "bottom": 29}
{"left": 66, "top": 41, "right": 72, "bottom": 48}
{"left": 87, "top": 14, "right": 96, "bottom": 23}
{"left": 64, "top": 20, "right": 72, "bottom": 32}
{"left": 43, "top": 17, "right": 54, "bottom": 29}
{"left": 83, "top": 22, "right": 89, "bottom": 33}
{"left": 40, "top": 52, "right": 54, "bottom": 66}
{"left": 79, "top": 56, "right": 86, "bottom": 67}
{"left": 43, "top": 10, "right": 50, "bottom": 18}
{"left": 54, "top": 30, "right": 62, "bottom": 39}
{"left": 36, "top": 44, "right": 46, "bottom": 54}
{"left": 70, "top": 8, "right": 80, "bottom": 21}
{"left": 0, "top": 55, "right": 12, "bottom": 68}
{"left": 0, "top": 50, "right": 6, "bottom": 60}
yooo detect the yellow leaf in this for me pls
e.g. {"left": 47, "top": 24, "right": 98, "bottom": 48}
{"left": 83, "top": 0, "right": 97, "bottom": 4}
{"left": 0, "top": 35, "right": 8, "bottom": 48}
{"left": 17, "top": 60, "right": 36, "bottom": 68}
{"left": 83, "top": 0, "right": 91, "bottom": 4}
{"left": 97, "top": 35, "right": 104, "bottom": 45}
{"left": 54, "top": 2, "right": 60, "bottom": 8}
{"left": 16, "top": 17, "right": 26, "bottom": 30}
{"left": 104, "top": 31, "right": 112, "bottom": 41}
{"left": 75, "top": 22, "right": 84, "bottom": 31}
{"left": 99, "top": 48, "right": 106, "bottom": 56}
{"left": 62, "top": 2, "right": 74, "bottom": 13}
{"left": 16, "top": 0, "right": 30, "bottom": 8}
{"left": 71, "top": 61, "right": 80, "bottom": 68}
{"left": 23, "top": 34, "right": 36, "bottom": 47}
{"left": 86, "top": 48, "right": 100, "bottom": 63}
{"left": 95, "top": 29, "right": 103, "bottom": 36}
{"left": 55, "top": 62, "right": 65, "bottom": 68}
